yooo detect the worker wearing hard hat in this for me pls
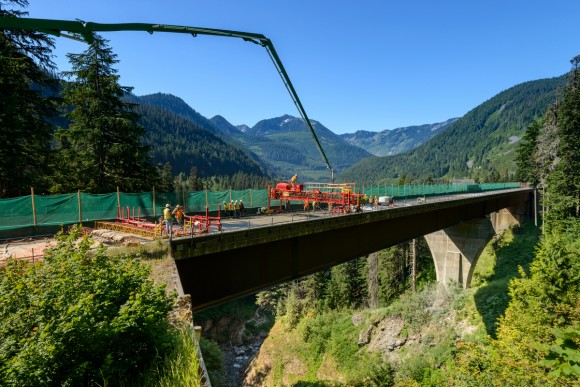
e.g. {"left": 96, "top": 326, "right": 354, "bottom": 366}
{"left": 234, "top": 200, "right": 240, "bottom": 218}
{"left": 239, "top": 200, "right": 245, "bottom": 217}
{"left": 291, "top": 174, "right": 298, "bottom": 187}
{"left": 163, "top": 204, "right": 173, "bottom": 240}
{"left": 172, "top": 204, "right": 184, "bottom": 226}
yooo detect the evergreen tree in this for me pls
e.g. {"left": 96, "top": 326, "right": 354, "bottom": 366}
{"left": 187, "top": 166, "right": 205, "bottom": 191}
{"left": 535, "top": 105, "right": 560, "bottom": 185}
{"left": 326, "top": 258, "right": 368, "bottom": 310}
{"left": 53, "top": 35, "right": 156, "bottom": 193}
{"left": 377, "top": 244, "right": 408, "bottom": 306}
{"left": 0, "top": 1, "right": 56, "bottom": 197}
{"left": 156, "top": 162, "right": 173, "bottom": 192}
{"left": 543, "top": 56, "right": 580, "bottom": 228}
{"left": 555, "top": 56, "right": 580, "bottom": 216}
{"left": 515, "top": 120, "right": 540, "bottom": 186}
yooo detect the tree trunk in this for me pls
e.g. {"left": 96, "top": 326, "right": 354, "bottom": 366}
{"left": 367, "top": 252, "right": 379, "bottom": 308}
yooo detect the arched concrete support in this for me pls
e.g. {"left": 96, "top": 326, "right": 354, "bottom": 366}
{"left": 425, "top": 208, "right": 522, "bottom": 288}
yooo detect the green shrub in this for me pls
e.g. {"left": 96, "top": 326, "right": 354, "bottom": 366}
{"left": 0, "top": 226, "right": 176, "bottom": 386}
{"left": 388, "top": 283, "right": 442, "bottom": 330}
{"left": 362, "top": 359, "right": 395, "bottom": 387}
{"left": 199, "top": 337, "right": 224, "bottom": 385}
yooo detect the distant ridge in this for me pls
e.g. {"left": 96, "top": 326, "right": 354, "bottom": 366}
{"left": 340, "top": 118, "right": 459, "bottom": 156}
{"left": 340, "top": 75, "right": 567, "bottom": 184}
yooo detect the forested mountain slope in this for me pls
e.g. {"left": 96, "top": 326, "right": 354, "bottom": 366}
{"left": 244, "top": 114, "right": 373, "bottom": 181}
{"left": 135, "top": 93, "right": 368, "bottom": 181}
{"left": 340, "top": 118, "right": 459, "bottom": 156}
{"left": 340, "top": 75, "right": 567, "bottom": 184}
{"left": 135, "top": 93, "right": 222, "bottom": 135}
{"left": 134, "top": 102, "right": 269, "bottom": 178}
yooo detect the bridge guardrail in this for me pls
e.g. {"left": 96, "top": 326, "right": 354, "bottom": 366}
{"left": 0, "top": 183, "right": 523, "bottom": 238}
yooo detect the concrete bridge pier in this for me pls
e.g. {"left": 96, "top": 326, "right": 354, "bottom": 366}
{"left": 424, "top": 207, "right": 523, "bottom": 288}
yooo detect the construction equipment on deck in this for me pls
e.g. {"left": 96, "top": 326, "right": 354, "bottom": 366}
{"left": 268, "top": 182, "right": 364, "bottom": 214}
{"left": 94, "top": 205, "right": 222, "bottom": 239}
{"left": 183, "top": 206, "right": 222, "bottom": 235}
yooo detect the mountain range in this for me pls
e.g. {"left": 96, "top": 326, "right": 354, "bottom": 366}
{"left": 132, "top": 93, "right": 458, "bottom": 182}
{"left": 339, "top": 118, "right": 459, "bottom": 157}
{"left": 340, "top": 75, "right": 567, "bottom": 184}
{"left": 131, "top": 72, "right": 567, "bottom": 186}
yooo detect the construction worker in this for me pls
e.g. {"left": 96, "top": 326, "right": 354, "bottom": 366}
{"left": 234, "top": 200, "right": 240, "bottom": 218}
{"left": 163, "top": 204, "right": 173, "bottom": 240}
{"left": 172, "top": 204, "right": 184, "bottom": 226}
{"left": 239, "top": 200, "right": 245, "bottom": 217}
{"left": 303, "top": 199, "right": 309, "bottom": 211}
{"left": 311, "top": 200, "right": 317, "bottom": 211}
{"left": 291, "top": 174, "right": 298, "bottom": 187}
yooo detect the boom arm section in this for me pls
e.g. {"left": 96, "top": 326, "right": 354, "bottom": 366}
{"left": 0, "top": 16, "right": 334, "bottom": 181}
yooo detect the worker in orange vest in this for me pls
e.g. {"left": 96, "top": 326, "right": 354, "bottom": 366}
{"left": 172, "top": 204, "right": 184, "bottom": 226}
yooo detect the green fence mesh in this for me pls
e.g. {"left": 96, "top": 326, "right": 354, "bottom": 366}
{"left": 0, "top": 196, "right": 35, "bottom": 230}
{"left": 359, "top": 182, "right": 520, "bottom": 198}
{"left": 0, "top": 183, "right": 523, "bottom": 232}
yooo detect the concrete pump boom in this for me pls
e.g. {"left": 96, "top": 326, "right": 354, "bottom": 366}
{"left": 0, "top": 16, "right": 334, "bottom": 181}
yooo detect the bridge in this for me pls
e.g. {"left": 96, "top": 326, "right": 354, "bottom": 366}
{"left": 171, "top": 188, "right": 534, "bottom": 311}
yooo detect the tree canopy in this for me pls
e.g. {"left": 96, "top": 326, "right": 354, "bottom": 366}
{"left": 0, "top": 0, "right": 57, "bottom": 197}
{"left": 52, "top": 35, "right": 157, "bottom": 193}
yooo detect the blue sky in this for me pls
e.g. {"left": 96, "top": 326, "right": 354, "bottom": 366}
{"left": 22, "top": 0, "right": 580, "bottom": 134}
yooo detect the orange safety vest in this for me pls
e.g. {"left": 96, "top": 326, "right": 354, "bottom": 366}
{"left": 174, "top": 208, "right": 184, "bottom": 219}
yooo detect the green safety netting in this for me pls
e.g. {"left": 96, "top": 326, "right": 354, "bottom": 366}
{"left": 0, "top": 183, "right": 523, "bottom": 232}
{"left": 0, "top": 195, "right": 35, "bottom": 230}
{"left": 119, "top": 192, "right": 154, "bottom": 218}
{"left": 35, "top": 193, "right": 79, "bottom": 226}
{"left": 359, "top": 182, "right": 520, "bottom": 198}
{"left": 82, "top": 193, "right": 118, "bottom": 222}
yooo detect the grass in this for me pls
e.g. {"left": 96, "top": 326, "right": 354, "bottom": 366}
{"left": 141, "top": 326, "right": 203, "bottom": 387}
{"left": 472, "top": 221, "right": 540, "bottom": 337}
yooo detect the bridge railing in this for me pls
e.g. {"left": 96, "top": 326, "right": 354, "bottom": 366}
{"left": 207, "top": 186, "right": 529, "bottom": 237}
{"left": 0, "top": 183, "right": 523, "bottom": 237}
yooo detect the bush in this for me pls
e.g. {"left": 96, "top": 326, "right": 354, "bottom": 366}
{"left": 0, "top": 226, "right": 176, "bottom": 386}
{"left": 199, "top": 337, "right": 224, "bottom": 385}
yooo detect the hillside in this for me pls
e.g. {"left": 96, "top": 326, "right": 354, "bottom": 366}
{"left": 135, "top": 93, "right": 372, "bottom": 182}
{"left": 242, "top": 114, "right": 373, "bottom": 181}
{"left": 340, "top": 75, "right": 567, "bottom": 184}
{"left": 135, "top": 93, "right": 461, "bottom": 183}
{"left": 134, "top": 101, "right": 269, "bottom": 178}
{"left": 340, "top": 118, "right": 459, "bottom": 156}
